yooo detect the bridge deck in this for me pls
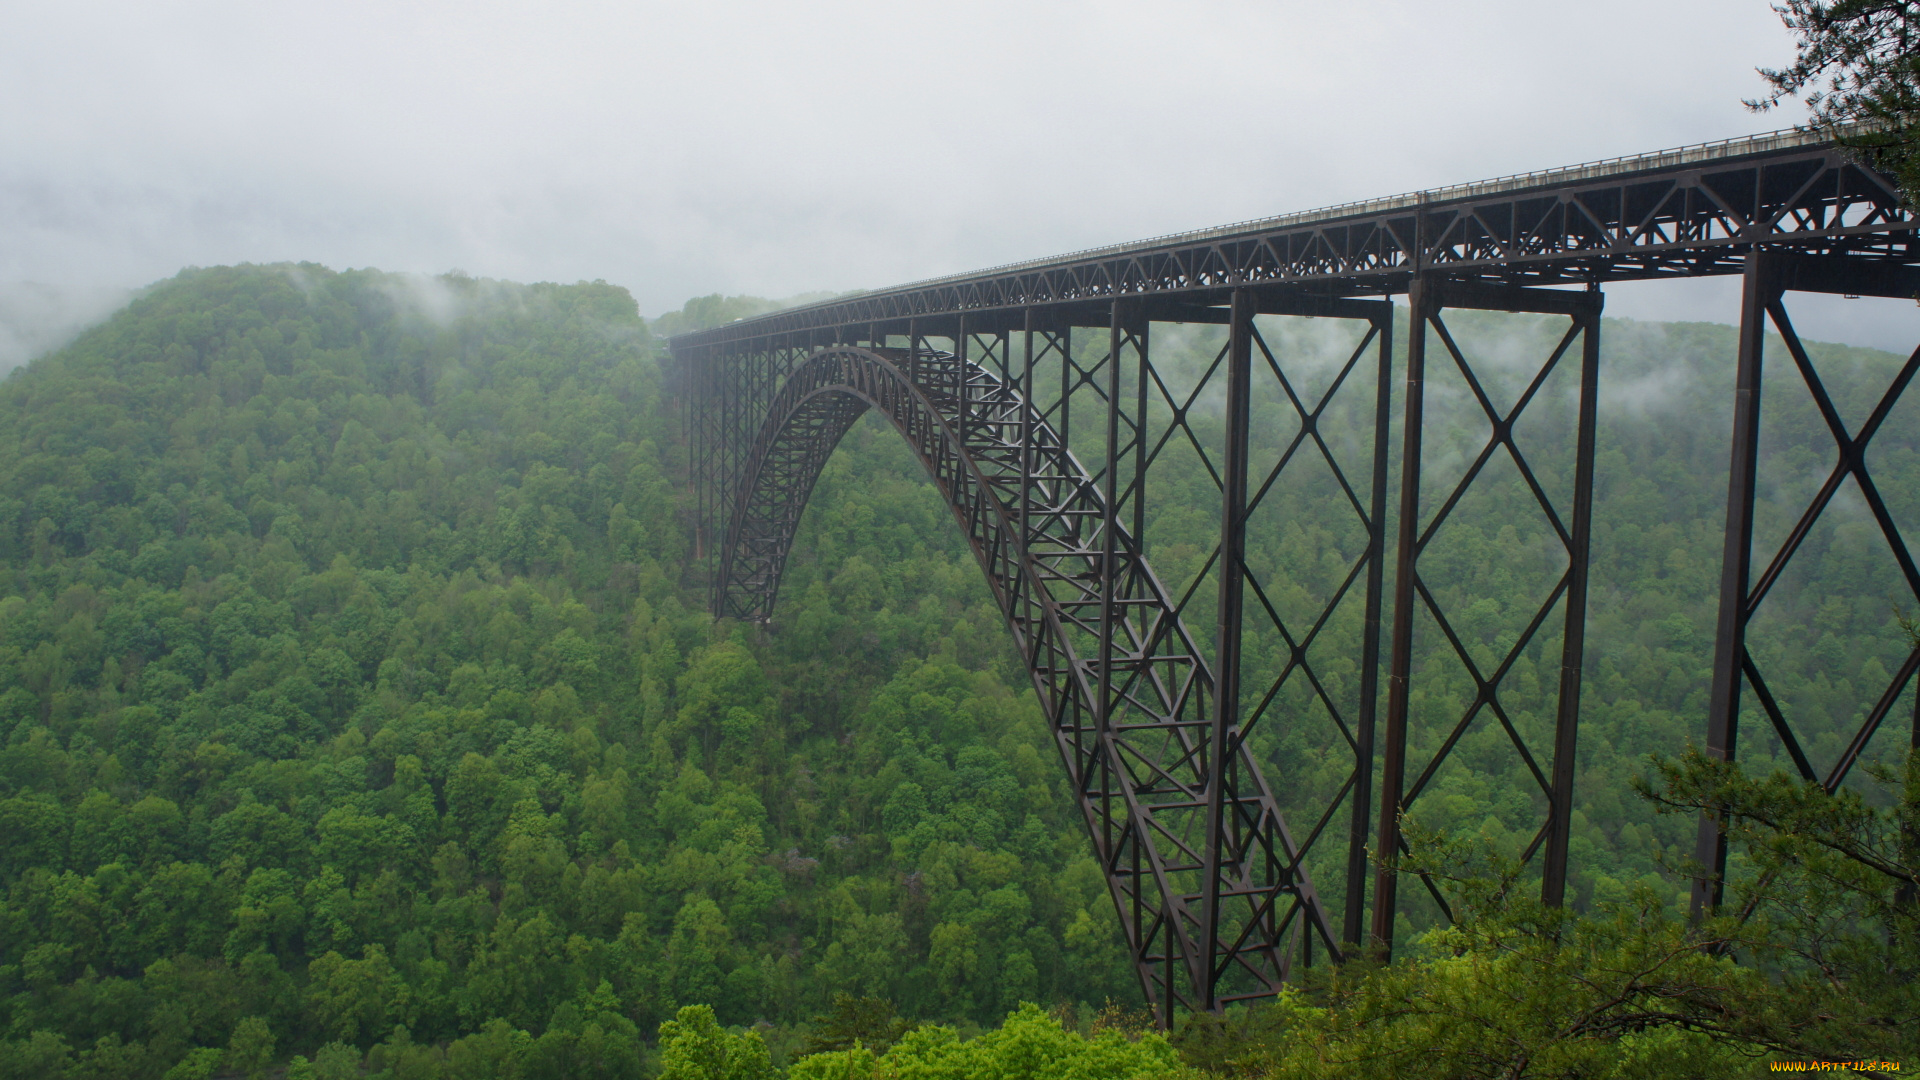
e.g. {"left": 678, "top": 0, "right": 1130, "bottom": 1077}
{"left": 673, "top": 127, "right": 1916, "bottom": 348}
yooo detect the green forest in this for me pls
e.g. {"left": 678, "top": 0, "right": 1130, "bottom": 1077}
{"left": 0, "top": 264, "right": 1914, "bottom": 1078}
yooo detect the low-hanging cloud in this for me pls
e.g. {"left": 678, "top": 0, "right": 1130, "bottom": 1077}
{"left": 0, "top": 280, "right": 132, "bottom": 374}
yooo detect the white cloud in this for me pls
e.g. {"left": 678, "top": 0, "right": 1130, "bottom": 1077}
{"left": 0, "top": 0, "right": 1808, "bottom": 330}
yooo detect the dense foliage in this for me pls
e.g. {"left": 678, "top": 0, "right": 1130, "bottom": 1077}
{"left": 0, "top": 263, "right": 1913, "bottom": 1076}
{"left": 0, "top": 266, "right": 1133, "bottom": 1077}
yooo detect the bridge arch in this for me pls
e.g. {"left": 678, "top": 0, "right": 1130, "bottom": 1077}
{"left": 715, "top": 344, "right": 1338, "bottom": 1016}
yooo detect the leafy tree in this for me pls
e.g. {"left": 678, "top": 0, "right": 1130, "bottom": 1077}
{"left": 223, "top": 1016, "right": 275, "bottom": 1080}
{"left": 655, "top": 1005, "right": 775, "bottom": 1080}
{"left": 787, "top": 1004, "right": 1193, "bottom": 1080}
{"left": 1751, "top": 1, "right": 1920, "bottom": 202}
{"left": 799, "top": 994, "right": 911, "bottom": 1056}
{"left": 1641, "top": 742, "right": 1920, "bottom": 1062}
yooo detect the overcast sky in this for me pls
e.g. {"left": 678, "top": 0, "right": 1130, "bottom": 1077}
{"left": 7, "top": 0, "right": 1915, "bottom": 359}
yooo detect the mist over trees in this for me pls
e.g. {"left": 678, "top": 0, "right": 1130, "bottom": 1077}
{"left": 0, "top": 264, "right": 1913, "bottom": 1077}
{"left": 0, "top": 282, "right": 133, "bottom": 376}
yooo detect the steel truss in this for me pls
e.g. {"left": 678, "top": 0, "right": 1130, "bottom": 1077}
{"left": 676, "top": 130, "right": 1920, "bottom": 1017}
{"left": 677, "top": 131, "right": 1914, "bottom": 352}
{"left": 712, "top": 336, "right": 1342, "bottom": 1017}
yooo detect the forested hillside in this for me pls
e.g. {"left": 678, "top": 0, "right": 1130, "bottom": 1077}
{"left": 0, "top": 266, "right": 1137, "bottom": 1077}
{"left": 0, "top": 264, "right": 1913, "bottom": 1077}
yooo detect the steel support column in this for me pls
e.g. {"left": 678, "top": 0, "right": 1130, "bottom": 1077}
{"left": 1541, "top": 291, "right": 1603, "bottom": 908}
{"left": 1693, "top": 252, "right": 1770, "bottom": 916}
{"left": 1374, "top": 276, "right": 1429, "bottom": 951}
{"left": 956, "top": 314, "right": 969, "bottom": 447}
{"left": 1201, "top": 289, "right": 1255, "bottom": 1008}
{"left": 1020, "top": 308, "right": 1035, "bottom": 601}
{"left": 1098, "top": 301, "right": 1123, "bottom": 732}
{"left": 1345, "top": 308, "right": 1394, "bottom": 948}
{"left": 1132, "top": 320, "right": 1151, "bottom": 549}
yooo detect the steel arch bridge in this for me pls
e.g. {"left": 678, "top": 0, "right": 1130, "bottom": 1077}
{"left": 673, "top": 128, "right": 1920, "bottom": 1020}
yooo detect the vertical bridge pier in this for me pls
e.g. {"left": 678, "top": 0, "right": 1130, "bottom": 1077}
{"left": 676, "top": 129, "right": 1920, "bottom": 1017}
{"left": 1373, "top": 279, "right": 1603, "bottom": 951}
{"left": 1692, "top": 251, "right": 1920, "bottom": 917}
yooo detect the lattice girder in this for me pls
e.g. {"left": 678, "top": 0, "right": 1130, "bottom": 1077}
{"left": 714, "top": 344, "right": 1339, "bottom": 1017}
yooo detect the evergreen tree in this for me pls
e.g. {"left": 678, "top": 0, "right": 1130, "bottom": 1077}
{"left": 1752, "top": 1, "right": 1920, "bottom": 202}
